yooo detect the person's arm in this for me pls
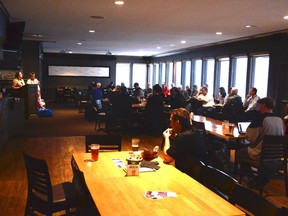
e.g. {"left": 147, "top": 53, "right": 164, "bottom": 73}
{"left": 162, "top": 128, "right": 174, "bottom": 164}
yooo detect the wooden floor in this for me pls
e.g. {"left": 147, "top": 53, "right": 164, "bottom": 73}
{"left": 0, "top": 102, "right": 287, "bottom": 215}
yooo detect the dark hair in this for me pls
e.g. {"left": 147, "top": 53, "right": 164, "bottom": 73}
{"left": 252, "top": 87, "right": 257, "bottom": 94}
{"left": 171, "top": 108, "right": 191, "bottom": 130}
{"left": 257, "top": 97, "right": 275, "bottom": 109}
{"left": 153, "top": 84, "right": 162, "bottom": 93}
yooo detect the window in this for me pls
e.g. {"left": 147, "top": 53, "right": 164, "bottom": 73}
{"left": 153, "top": 63, "right": 159, "bottom": 85}
{"left": 217, "top": 57, "right": 229, "bottom": 96}
{"left": 175, "top": 61, "right": 182, "bottom": 87}
{"left": 203, "top": 58, "right": 215, "bottom": 95}
{"left": 231, "top": 56, "right": 248, "bottom": 99}
{"left": 251, "top": 54, "right": 269, "bottom": 98}
{"left": 192, "top": 59, "right": 202, "bottom": 88}
{"left": 147, "top": 64, "right": 153, "bottom": 85}
{"left": 184, "top": 60, "right": 191, "bottom": 87}
{"left": 132, "top": 63, "right": 146, "bottom": 89}
{"left": 167, "top": 62, "right": 173, "bottom": 87}
{"left": 116, "top": 63, "right": 130, "bottom": 87}
{"left": 159, "top": 63, "right": 166, "bottom": 84}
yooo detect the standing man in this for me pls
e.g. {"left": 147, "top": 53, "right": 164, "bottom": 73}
{"left": 89, "top": 82, "right": 103, "bottom": 110}
{"left": 162, "top": 108, "right": 207, "bottom": 174}
{"left": 26, "top": 72, "right": 45, "bottom": 108}
{"left": 236, "top": 97, "right": 285, "bottom": 162}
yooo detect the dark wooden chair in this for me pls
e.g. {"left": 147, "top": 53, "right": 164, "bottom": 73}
{"left": 72, "top": 170, "right": 100, "bottom": 216}
{"left": 185, "top": 160, "right": 206, "bottom": 181}
{"left": 85, "top": 133, "right": 122, "bottom": 153}
{"left": 199, "top": 164, "right": 238, "bottom": 200}
{"left": 239, "top": 135, "right": 288, "bottom": 196}
{"left": 229, "top": 183, "right": 280, "bottom": 216}
{"left": 23, "top": 151, "right": 75, "bottom": 216}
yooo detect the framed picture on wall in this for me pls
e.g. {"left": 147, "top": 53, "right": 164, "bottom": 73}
{"left": 48, "top": 66, "right": 110, "bottom": 77}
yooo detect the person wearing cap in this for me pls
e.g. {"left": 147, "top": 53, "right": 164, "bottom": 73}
{"left": 236, "top": 97, "right": 285, "bottom": 163}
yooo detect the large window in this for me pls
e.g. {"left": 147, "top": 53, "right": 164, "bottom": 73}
{"left": 192, "top": 59, "right": 202, "bottom": 88}
{"left": 203, "top": 58, "right": 215, "bottom": 95}
{"left": 132, "top": 63, "right": 146, "bottom": 89}
{"left": 251, "top": 54, "right": 269, "bottom": 98}
{"left": 175, "top": 61, "right": 182, "bottom": 87}
{"left": 147, "top": 64, "right": 153, "bottom": 85}
{"left": 232, "top": 56, "right": 248, "bottom": 99}
{"left": 184, "top": 60, "right": 191, "bottom": 88}
{"left": 217, "top": 57, "right": 229, "bottom": 96}
{"left": 153, "top": 63, "right": 159, "bottom": 85}
{"left": 160, "top": 63, "right": 166, "bottom": 85}
{"left": 167, "top": 62, "right": 173, "bottom": 87}
{"left": 116, "top": 63, "right": 130, "bottom": 86}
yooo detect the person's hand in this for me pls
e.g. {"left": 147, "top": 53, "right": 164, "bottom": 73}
{"left": 163, "top": 128, "right": 172, "bottom": 139}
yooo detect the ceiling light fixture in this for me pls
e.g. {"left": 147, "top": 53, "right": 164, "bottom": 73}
{"left": 181, "top": 40, "right": 186, "bottom": 44}
{"left": 284, "top": 16, "right": 288, "bottom": 20}
{"left": 89, "top": 30, "right": 95, "bottom": 33}
{"left": 216, "top": 32, "right": 222, "bottom": 35}
{"left": 246, "top": 25, "right": 257, "bottom": 28}
{"left": 114, "top": 1, "right": 124, "bottom": 5}
{"left": 77, "top": 42, "right": 82, "bottom": 45}
{"left": 157, "top": 46, "right": 161, "bottom": 49}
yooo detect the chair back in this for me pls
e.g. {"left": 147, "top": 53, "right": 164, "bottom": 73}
{"left": 199, "top": 165, "right": 238, "bottom": 200}
{"left": 185, "top": 160, "right": 206, "bottom": 181}
{"left": 85, "top": 133, "right": 122, "bottom": 152}
{"left": 229, "top": 183, "right": 279, "bottom": 216}
{"left": 71, "top": 156, "right": 80, "bottom": 175}
{"left": 23, "top": 151, "right": 53, "bottom": 214}
{"left": 192, "top": 120, "right": 207, "bottom": 139}
{"left": 72, "top": 170, "right": 100, "bottom": 216}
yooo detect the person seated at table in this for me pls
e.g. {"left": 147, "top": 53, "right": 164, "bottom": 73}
{"left": 88, "top": 82, "right": 103, "bottom": 110}
{"left": 242, "top": 87, "right": 260, "bottom": 120}
{"left": 144, "top": 83, "right": 153, "bottom": 98}
{"left": 144, "top": 84, "right": 165, "bottom": 136}
{"left": 217, "top": 87, "right": 227, "bottom": 105}
{"left": 183, "top": 85, "right": 192, "bottom": 100}
{"left": 162, "top": 108, "right": 208, "bottom": 174}
{"left": 236, "top": 97, "right": 285, "bottom": 167}
{"left": 191, "top": 85, "right": 198, "bottom": 97}
{"left": 221, "top": 87, "right": 244, "bottom": 122}
{"left": 132, "top": 82, "right": 144, "bottom": 100}
{"left": 190, "top": 86, "right": 214, "bottom": 115}
{"left": 169, "top": 87, "right": 187, "bottom": 109}
{"left": 109, "top": 86, "right": 132, "bottom": 132}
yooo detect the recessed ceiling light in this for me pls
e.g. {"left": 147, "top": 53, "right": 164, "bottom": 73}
{"left": 246, "top": 25, "right": 257, "bottom": 28}
{"left": 91, "top": 15, "right": 105, "bottom": 19}
{"left": 77, "top": 42, "right": 82, "bottom": 45}
{"left": 181, "top": 40, "right": 186, "bottom": 44}
{"left": 89, "top": 30, "right": 95, "bottom": 33}
{"left": 157, "top": 46, "right": 161, "bottom": 49}
{"left": 216, "top": 32, "right": 222, "bottom": 35}
{"left": 68, "top": 51, "right": 73, "bottom": 54}
{"left": 284, "top": 16, "right": 288, "bottom": 20}
{"left": 114, "top": 1, "right": 124, "bottom": 5}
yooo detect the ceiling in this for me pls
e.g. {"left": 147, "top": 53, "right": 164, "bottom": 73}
{"left": 2, "top": 0, "right": 288, "bottom": 57}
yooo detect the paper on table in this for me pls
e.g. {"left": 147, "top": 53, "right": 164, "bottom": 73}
{"left": 123, "top": 166, "right": 155, "bottom": 173}
{"left": 144, "top": 191, "right": 178, "bottom": 200}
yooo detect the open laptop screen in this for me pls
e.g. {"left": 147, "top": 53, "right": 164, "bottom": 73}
{"left": 237, "top": 122, "right": 251, "bottom": 134}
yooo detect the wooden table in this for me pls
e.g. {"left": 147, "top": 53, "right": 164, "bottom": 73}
{"left": 193, "top": 115, "right": 246, "bottom": 141}
{"left": 73, "top": 152, "right": 244, "bottom": 216}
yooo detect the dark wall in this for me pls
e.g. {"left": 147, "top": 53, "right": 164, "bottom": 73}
{"left": 41, "top": 53, "right": 147, "bottom": 99}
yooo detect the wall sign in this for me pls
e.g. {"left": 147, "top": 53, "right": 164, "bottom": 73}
{"left": 48, "top": 66, "right": 110, "bottom": 77}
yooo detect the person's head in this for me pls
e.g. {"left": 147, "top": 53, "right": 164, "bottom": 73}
{"left": 29, "top": 72, "right": 36, "bottom": 80}
{"left": 249, "top": 87, "right": 257, "bottom": 96}
{"left": 193, "top": 85, "right": 198, "bottom": 90}
{"left": 120, "top": 86, "right": 127, "bottom": 94}
{"left": 170, "top": 87, "right": 180, "bottom": 97}
{"left": 201, "top": 86, "right": 208, "bottom": 95}
{"left": 146, "top": 83, "right": 150, "bottom": 89}
{"left": 171, "top": 83, "right": 175, "bottom": 88}
{"left": 134, "top": 82, "right": 139, "bottom": 88}
{"left": 230, "top": 87, "right": 238, "bottom": 96}
{"left": 96, "top": 82, "right": 101, "bottom": 88}
{"left": 257, "top": 97, "right": 275, "bottom": 113}
{"left": 170, "top": 108, "right": 191, "bottom": 133}
{"left": 185, "top": 85, "right": 190, "bottom": 90}
{"left": 15, "top": 71, "right": 23, "bottom": 79}
{"left": 153, "top": 84, "right": 162, "bottom": 94}
{"left": 219, "top": 87, "right": 226, "bottom": 95}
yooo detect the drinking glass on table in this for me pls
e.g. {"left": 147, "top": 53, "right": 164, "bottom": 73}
{"left": 90, "top": 144, "right": 100, "bottom": 161}
{"left": 131, "top": 138, "right": 140, "bottom": 151}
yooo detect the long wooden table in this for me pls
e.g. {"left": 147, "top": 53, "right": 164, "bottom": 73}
{"left": 73, "top": 152, "right": 244, "bottom": 216}
{"left": 193, "top": 115, "right": 246, "bottom": 141}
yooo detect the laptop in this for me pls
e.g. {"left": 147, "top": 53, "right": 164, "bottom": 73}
{"left": 237, "top": 121, "right": 251, "bottom": 134}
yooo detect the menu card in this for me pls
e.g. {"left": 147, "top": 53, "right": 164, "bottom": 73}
{"left": 144, "top": 191, "right": 178, "bottom": 200}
